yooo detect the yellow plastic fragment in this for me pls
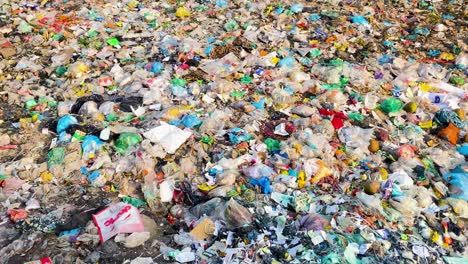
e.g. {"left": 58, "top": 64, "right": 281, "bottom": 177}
{"left": 175, "top": 7, "right": 191, "bottom": 18}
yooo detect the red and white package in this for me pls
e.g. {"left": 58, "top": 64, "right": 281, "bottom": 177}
{"left": 92, "top": 202, "right": 144, "bottom": 243}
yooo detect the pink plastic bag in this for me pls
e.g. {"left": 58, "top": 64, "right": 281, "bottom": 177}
{"left": 93, "top": 202, "right": 144, "bottom": 243}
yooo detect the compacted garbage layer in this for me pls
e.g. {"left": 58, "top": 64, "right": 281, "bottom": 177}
{"left": 0, "top": 0, "right": 467, "bottom": 263}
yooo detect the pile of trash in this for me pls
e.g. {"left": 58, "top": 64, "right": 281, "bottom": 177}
{"left": 0, "top": 0, "right": 467, "bottom": 263}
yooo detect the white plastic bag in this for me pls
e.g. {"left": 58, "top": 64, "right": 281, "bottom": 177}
{"left": 93, "top": 202, "right": 144, "bottom": 243}
{"left": 143, "top": 122, "right": 192, "bottom": 154}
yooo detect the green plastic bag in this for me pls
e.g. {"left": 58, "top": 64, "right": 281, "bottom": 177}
{"left": 123, "top": 196, "right": 147, "bottom": 207}
{"left": 48, "top": 147, "right": 65, "bottom": 168}
{"left": 115, "top": 132, "right": 142, "bottom": 155}
{"left": 264, "top": 138, "right": 281, "bottom": 152}
{"left": 224, "top": 19, "right": 239, "bottom": 32}
{"left": 380, "top": 98, "right": 403, "bottom": 113}
{"left": 106, "top": 38, "right": 120, "bottom": 46}
{"left": 171, "top": 78, "right": 187, "bottom": 87}
{"left": 346, "top": 112, "right": 363, "bottom": 121}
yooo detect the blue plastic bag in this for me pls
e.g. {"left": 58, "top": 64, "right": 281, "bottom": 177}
{"left": 171, "top": 85, "right": 188, "bottom": 97}
{"left": 59, "top": 131, "right": 72, "bottom": 142}
{"left": 88, "top": 170, "right": 101, "bottom": 181}
{"left": 309, "top": 14, "right": 321, "bottom": 21}
{"left": 252, "top": 98, "right": 265, "bottom": 109}
{"left": 59, "top": 228, "right": 81, "bottom": 238}
{"left": 152, "top": 62, "right": 164, "bottom": 73}
{"left": 443, "top": 164, "right": 468, "bottom": 201}
{"left": 57, "top": 115, "right": 78, "bottom": 133}
{"left": 228, "top": 128, "right": 251, "bottom": 144}
{"left": 250, "top": 176, "right": 272, "bottom": 194}
{"left": 181, "top": 114, "right": 202, "bottom": 128}
{"left": 205, "top": 45, "right": 213, "bottom": 56}
{"left": 434, "top": 110, "right": 464, "bottom": 128}
{"left": 87, "top": 170, "right": 106, "bottom": 187}
{"left": 82, "top": 135, "right": 103, "bottom": 155}
{"left": 378, "top": 54, "right": 395, "bottom": 65}
{"left": 457, "top": 144, "right": 468, "bottom": 155}
{"left": 414, "top": 27, "right": 430, "bottom": 36}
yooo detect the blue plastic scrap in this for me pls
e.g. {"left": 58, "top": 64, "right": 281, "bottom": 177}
{"left": 57, "top": 115, "right": 78, "bottom": 133}
{"left": 82, "top": 135, "right": 103, "bottom": 154}
{"left": 250, "top": 176, "right": 273, "bottom": 194}
{"left": 181, "top": 114, "right": 202, "bottom": 128}
{"left": 443, "top": 164, "right": 468, "bottom": 201}
{"left": 351, "top": 15, "right": 369, "bottom": 25}
{"left": 290, "top": 4, "right": 303, "bottom": 13}
{"left": 278, "top": 57, "right": 295, "bottom": 68}
{"left": 229, "top": 128, "right": 251, "bottom": 144}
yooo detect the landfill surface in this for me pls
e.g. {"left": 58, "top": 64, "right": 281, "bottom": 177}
{"left": 0, "top": 0, "right": 467, "bottom": 263}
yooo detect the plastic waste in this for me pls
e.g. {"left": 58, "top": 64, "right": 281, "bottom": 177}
{"left": 143, "top": 122, "right": 192, "bottom": 154}
{"left": 115, "top": 132, "right": 142, "bottom": 155}
{"left": 181, "top": 114, "right": 202, "bottom": 128}
{"left": 92, "top": 203, "right": 144, "bottom": 243}
{"left": 299, "top": 214, "right": 330, "bottom": 231}
{"left": 250, "top": 176, "right": 272, "bottom": 194}
{"left": 151, "top": 62, "right": 164, "bottom": 73}
{"left": 1, "top": 0, "right": 467, "bottom": 262}
{"left": 443, "top": 164, "right": 468, "bottom": 201}
{"left": 380, "top": 98, "right": 403, "bottom": 113}
{"left": 57, "top": 115, "right": 79, "bottom": 133}
{"left": 82, "top": 135, "right": 103, "bottom": 158}
{"left": 48, "top": 148, "right": 65, "bottom": 168}
{"left": 351, "top": 15, "right": 369, "bottom": 24}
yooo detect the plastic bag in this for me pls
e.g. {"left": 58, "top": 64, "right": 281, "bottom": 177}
{"left": 228, "top": 128, "right": 252, "bottom": 144}
{"left": 92, "top": 202, "right": 144, "bottom": 243}
{"left": 115, "top": 132, "right": 142, "bottom": 155}
{"left": 250, "top": 176, "right": 272, "bottom": 194}
{"left": 338, "top": 126, "right": 373, "bottom": 149}
{"left": 82, "top": 135, "right": 103, "bottom": 157}
{"left": 143, "top": 122, "right": 192, "bottom": 154}
{"left": 189, "top": 198, "right": 252, "bottom": 228}
{"left": 117, "top": 96, "right": 143, "bottom": 112}
{"left": 299, "top": 214, "right": 330, "bottom": 231}
{"left": 181, "top": 114, "right": 202, "bottom": 128}
{"left": 47, "top": 147, "right": 65, "bottom": 168}
{"left": 57, "top": 115, "right": 78, "bottom": 133}
{"left": 443, "top": 164, "right": 468, "bottom": 201}
{"left": 388, "top": 170, "right": 414, "bottom": 189}
{"left": 380, "top": 98, "right": 403, "bottom": 113}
